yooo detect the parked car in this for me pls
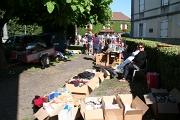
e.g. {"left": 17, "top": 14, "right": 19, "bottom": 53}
{"left": 121, "top": 33, "right": 131, "bottom": 38}
{"left": 3, "top": 35, "right": 46, "bottom": 56}
{"left": 40, "top": 32, "right": 67, "bottom": 52}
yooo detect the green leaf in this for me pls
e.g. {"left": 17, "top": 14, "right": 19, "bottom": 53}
{"left": 46, "top": 2, "right": 55, "bottom": 13}
{"left": 79, "top": 6, "right": 84, "bottom": 13}
{"left": 8, "top": 0, "right": 15, "bottom": 7}
{"left": 66, "top": 0, "right": 72, "bottom": 3}
{"left": 71, "top": 5, "right": 77, "bottom": 11}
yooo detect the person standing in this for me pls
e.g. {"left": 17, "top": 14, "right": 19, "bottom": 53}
{"left": 93, "top": 33, "right": 100, "bottom": 60}
{"left": 81, "top": 35, "right": 88, "bottom": 54}
{"left": 118, "top": 43, "right": 146, "bottom": 82}
{"left": 87, "top": 31, "right": 93, "bottom": 55}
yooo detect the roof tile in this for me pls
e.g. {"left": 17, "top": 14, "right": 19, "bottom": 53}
{"left": 111, "top": 12, "right": 131, "bottom": 21}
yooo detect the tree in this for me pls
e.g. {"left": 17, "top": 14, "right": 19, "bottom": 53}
{"left": 0, "top": 0, "right": 113, "bottom": 68}
{"left": 7, "top": 18, "right": 43, "bottom": 36}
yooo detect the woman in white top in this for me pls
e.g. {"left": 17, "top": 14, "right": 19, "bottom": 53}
{"left": 81, "top": 35, "right": 88, "bottom": 54}
{"left": 114, "top": 46, "right": 140, "bottom": 72}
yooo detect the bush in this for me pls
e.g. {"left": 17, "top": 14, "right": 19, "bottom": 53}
{"left": 124, "top": 38, "right": 180, "bottom": 91}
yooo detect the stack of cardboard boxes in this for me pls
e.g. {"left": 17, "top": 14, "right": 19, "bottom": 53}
{"left": 79, "top": 95, "right": 149, "bottom": 120}
{"left": 34, "top": 68, "right": 180, "bottom": 120}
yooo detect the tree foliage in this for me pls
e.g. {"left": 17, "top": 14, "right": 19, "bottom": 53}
{"left": 78, "top": 21, "right": 131, "bottom": 36}
{"left": 7, "top": 18, "right": 43, "bottom": 36}
{"left": 0, "top": 0, "right": 114, "bottom": 68}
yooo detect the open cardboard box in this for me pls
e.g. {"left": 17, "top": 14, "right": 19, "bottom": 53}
{"left": 102, "top": 95, "right": 124, "bottom": 120}
{"left": 34, "top": 102, "right": 79, "bottom": 120}
{"left": 119, "top": 94, "right": 149, "bottom": 120}
{"left": 95, "top": 72, "right": 105, "bottom": 82}
{"left": 96, "top": 53, "right": 107, "bottom": 66}
{"left": 65, "top": 74, "right": 100, "bottom": 98}
{"left": 80, "top": 97, "right": 104, "bottom": 120}
{"left": 144, "top": 88, "right": 180, "bottom": 120}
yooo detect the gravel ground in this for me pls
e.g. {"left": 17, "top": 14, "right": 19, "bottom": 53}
{"left": 0, "top": 54, "right": 94, "bottom": 120}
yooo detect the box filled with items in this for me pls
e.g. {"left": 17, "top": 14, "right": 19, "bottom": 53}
{"left": 80, "top": 97, "right": 104, "bottom": 120}
{"left": 65, "top": 71, "right": 103, "bottom": 98}
{"left": 119, "top": 94, "right": 149, "bottom": 120}
{"left": 34, "top": 88, "right": 80, "bottom": 120}
{"left": 144, "top": 88, "right": 180, "bottom": 120}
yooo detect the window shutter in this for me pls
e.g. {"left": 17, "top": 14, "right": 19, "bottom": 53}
{"left": 160, "top": 21, "right": 164, "bottom": 38}
{"left": 164, "top": 20, "right": 168, "bottom": 38}
{"left": 140, "top": 0, "right": 145, "bottom": 12}
{"left": 164, "top": 0, "right": 169, "bottom": 5}
{"left": 143, "top": 23, "right": 146, "bottom": 37}
{"left": 162, "top": 0, "right": 169, "bottom": 6}
{"left": 137, "top": 24, "right": 139, "bottom": 37}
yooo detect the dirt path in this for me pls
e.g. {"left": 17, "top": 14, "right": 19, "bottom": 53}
{"left": 0, "top": 54, "right": 94, "bottom": 120}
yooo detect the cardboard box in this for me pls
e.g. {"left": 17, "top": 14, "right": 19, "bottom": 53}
{"left": 65, "top": 75, "right": 99, "bottom": 98}
{"left": 58, "top": 102, "right": 74, "bottom": 120}
{"left": 102, "top": 95, "right": 124, "bottom": 120}
{"left": 34, "top": 103, "right": 66, "bottom": 120}
{"left": 80, "top": 97, "right": 104, "bottom": 120}
{"left": 34, "top": 102, "right": 80, "bottom": 120}
{"left": 96, "top": 53, "right": 107, "bottom": 66}
{"left": 144, "top": 88, "right": 180, "bottom": 120}
{"left": 119, "top": 94, "right": 149, "bottom": 120}
{"left": 104, "top": 69, "right": 111, "bottom": 79}
{"left": 95, "top": 72, "right": 105, "bottom": 82}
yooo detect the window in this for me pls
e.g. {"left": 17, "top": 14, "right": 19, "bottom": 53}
{"left": 137, "top": 23, "right": 146, "bottom": 37}
{"left": 161, "top": 6, "right": 169, "bottom": 14}
{"left": 149, "top": 29, "right": 153, "bottom": 33}
{"left": 139, "top": 13, "right": 144, "bottom": 19}
{"left": 140, "top": 0, "right": 145, "bottom": 12}
{"left": 162, "top": 0, "right": 169, "bottom": 6}
{"left": 160, "top": 20, "right": 168, "bottom": 38}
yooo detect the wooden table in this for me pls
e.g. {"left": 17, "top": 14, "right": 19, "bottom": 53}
{"left": 106, "top": 51, "right": 121, "bottom": 66}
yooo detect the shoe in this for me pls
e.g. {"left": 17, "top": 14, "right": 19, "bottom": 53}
{"left": 114, "top": 69, "right": 119, "bottom": 73}
{"left": 118, "top": 78, "right": 128, "bottom": 82}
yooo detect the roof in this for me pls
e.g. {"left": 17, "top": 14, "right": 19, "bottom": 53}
{"left": 99, "top": 29, "right": 114, "bottom": 33}
{"left": 111, "top": 12, "right": 131, "bottom": 21}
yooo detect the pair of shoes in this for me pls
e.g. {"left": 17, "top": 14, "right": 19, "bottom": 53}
{"left": 118, "top": 78, "right": 127, "bottom": 82}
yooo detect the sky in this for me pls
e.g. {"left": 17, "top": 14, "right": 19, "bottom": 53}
{"left": 110, "top": 0, "right": 131, "bottom": 18}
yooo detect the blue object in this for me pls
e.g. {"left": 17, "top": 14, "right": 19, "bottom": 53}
{"left": 48, "top": 92, "right": 61, "bottom": 101}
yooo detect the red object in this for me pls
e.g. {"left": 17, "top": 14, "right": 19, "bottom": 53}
{"left": 87, "top": 28, "right": 92, "bottom": 31}
{"left": 146, "top": 72, "right": 158, "bottom": 90}
{"left": 10, "top": 50, "right": 18, "bottom": 59}
{"left": 33, "top": 97, "right": 47, "bottom": 107}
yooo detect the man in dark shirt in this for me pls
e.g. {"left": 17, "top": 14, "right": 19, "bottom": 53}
{"left": 119, "top": 42, "right": 146, "bottom": 82}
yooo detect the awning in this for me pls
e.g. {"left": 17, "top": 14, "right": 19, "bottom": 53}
{"left": 99, "top": 29, "right": 114, "bottom": 33}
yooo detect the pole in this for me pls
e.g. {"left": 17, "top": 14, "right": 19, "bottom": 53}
{"left": 24, "top": 25, "right": 26, "bottom": 35}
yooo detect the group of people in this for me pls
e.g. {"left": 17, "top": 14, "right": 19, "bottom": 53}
{"left": 79, "top": 32, "right": 147, "bottom": 83}
{"left": 80, "top": 31, "right": 126, "bottom": 60}
{"left": 114, "top": 42, "right": 146, "bottom": 82}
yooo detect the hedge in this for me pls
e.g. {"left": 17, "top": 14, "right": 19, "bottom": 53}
{"left": 124, "top": 38, "right": 180, "bottom": 91}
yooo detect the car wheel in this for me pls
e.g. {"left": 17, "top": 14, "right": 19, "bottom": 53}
{"left": 40, "top": 54, "right": 50, "bottom": 67}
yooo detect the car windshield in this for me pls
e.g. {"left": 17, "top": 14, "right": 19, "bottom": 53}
{"left": 5, "top": 36, "right": 24, "bottom": 44}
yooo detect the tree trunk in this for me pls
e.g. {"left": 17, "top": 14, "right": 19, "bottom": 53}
{"left": 0, "top": 23, "right": 8, "bottom": 68}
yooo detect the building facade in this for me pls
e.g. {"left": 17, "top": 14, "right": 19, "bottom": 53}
{"left": 131, "top": 0, "right": 180, "bottom": 44}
